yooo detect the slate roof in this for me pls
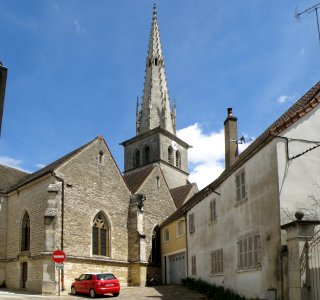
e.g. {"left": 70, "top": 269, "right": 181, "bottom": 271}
{"left": 4, "top": 137, "right": 99, "bottom": 193}
{"left": 161, "top": 81, "right": 320, "bottom": 227}
{"left": 0, "top": 164, "right": 29, "bottom": 193}
{"left": 170, "top": 184, "right": 195, "bottom": 209}
{"left": 123, "top": 165, "right": 156, "bottom": 194}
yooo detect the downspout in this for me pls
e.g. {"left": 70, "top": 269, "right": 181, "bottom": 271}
{"left": 184, "top": 210, "right": 188, "bottom": 278}
{"left": 52, "top": 172, "right": 65, "bottom": 292}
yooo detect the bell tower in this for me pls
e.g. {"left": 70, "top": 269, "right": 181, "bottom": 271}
{"left": 121, "top": 3, "right": 190, "bottom": 189}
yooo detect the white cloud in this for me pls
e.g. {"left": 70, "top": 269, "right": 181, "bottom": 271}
{"left": 177, "top": 123, "right": 225, "bottom": 189}
{"left": 277, "top": 95, "right": 294, "bottom": 104}
{"left": 36, "top": 163, "right": 46, "bottom": 169}
{"left": 0, "top": 156, "right": 29, "bottom": 172}
{"left": 74, "top": 20, "right": 86, "bottom": 36}
{"left": 177, "top": 123, "right": 253, "bottom": 190}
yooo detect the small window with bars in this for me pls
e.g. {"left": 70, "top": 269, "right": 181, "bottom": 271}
{"left": 135, "top": 150, "right": 141, "bottom": 167}
{"left": 210, "top": 249, "right": 223, "bottom": 274}
{"left": 168, "top": 146, "right": 173, "bottom": 165}
{"left": 191, "top": 255, "right": 197, "bottom": 275}
{"left": 236, "top": 169, "right": 247, "bottom": 201}
{"left": 238, "top": 233, "right": 260, "bottom": 269}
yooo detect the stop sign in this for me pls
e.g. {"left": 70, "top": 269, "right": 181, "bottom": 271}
{"left": 51, "top": 250, "right": 66, "bottom": 263}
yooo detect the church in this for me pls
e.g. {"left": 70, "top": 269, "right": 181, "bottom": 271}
{"left": 0, "top": 4, "right": 197, "bottom": 294}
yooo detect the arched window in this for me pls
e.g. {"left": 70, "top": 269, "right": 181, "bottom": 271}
{"left": 175, "top": 151, "right": 181, "bottom": 168}
{"left": 144, "top": 146, "right": 150, "bottom": 164}
{"left": 92, "top": 212, "right": 110, "bottom": 257}
{"left": 134, "top": 150, "right": 141, "bottom": 167}
{"left": 151, "top": 226, "right": 161, "bottom": 264}
{"left": 168, "top": 146, "right": 173, "bottom": 165}
{"left": 21, "top": 212, "right": 30, "bottom": 251}
{"left": 155, "top": 58, "right": 158, "bottom": 66}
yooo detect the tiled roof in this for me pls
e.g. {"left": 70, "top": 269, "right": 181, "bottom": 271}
{"left": 0, "top": 164, "right": 29, "bottom": 193}
{"left": 161, "top": 81, "right": 320, "bottom": 226}
{"left": 170, "top": 184, "right": 194, "bottom": 209}
{"left": 5, "top": 137, "right": 99, "bottom": 193}
{"left": 123, "top": 165, "right": 155, "bottom": 194}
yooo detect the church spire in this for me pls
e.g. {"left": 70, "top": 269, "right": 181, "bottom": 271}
{"left": 137, "top": 3, "right": 175, "bottom": 135}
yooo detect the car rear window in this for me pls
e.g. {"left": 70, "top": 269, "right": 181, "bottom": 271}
{"left": 96, "top": 274, "right": 116, "bottom": 280}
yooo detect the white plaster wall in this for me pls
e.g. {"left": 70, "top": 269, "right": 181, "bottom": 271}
{"left": 188, "top": 140, "right": 282, "bottom": 299}
{"left": 276, "top": 106, "right": 320, "bottom": 225}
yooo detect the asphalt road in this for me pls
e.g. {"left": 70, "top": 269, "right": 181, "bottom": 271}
{"left": 0, "top": 285, "right": 207, "bottom": 300}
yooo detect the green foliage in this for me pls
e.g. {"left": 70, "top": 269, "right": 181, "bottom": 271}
{"left": 181, "top": 277, "right": 247, "bottom": 300}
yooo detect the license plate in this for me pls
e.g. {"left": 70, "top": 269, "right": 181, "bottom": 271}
{"left": 105, "top": 283, "right": 114, "bottom": 287}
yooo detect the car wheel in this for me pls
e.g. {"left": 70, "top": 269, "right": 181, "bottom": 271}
{"left": 113, "top": 293, "right": 119, "bottom": 297}
{"left": 71, "top": 286, "right": 76, "bottom": 295}
{"left": 89, "top": 288, "right": 96, "bottom": 298}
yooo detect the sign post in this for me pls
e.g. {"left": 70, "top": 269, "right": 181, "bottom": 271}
{"left": 51, "top": 250, "right": 66, "bottom": 296}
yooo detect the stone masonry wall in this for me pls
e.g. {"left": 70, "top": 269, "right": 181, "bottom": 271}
{"left": 56, "top": 137, "right": 130, "bottom": 261}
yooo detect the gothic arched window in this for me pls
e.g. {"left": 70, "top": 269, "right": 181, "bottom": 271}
{"left": 144, "top": 146, "right": 150, "bottom": 164}
{"left": 168, "top": 146, "right": 173, "bottom": 165}
{"left": 92, "top": 212, "right": 110, "bottom": 257}
{"left": 175, "top": 150, "right": 181, "bottom": 168}
{"left": 21, "top": 212, "right": 30, "bottom": 251}
{"left": 134, "top": 150, "right": 141, "bottom": 167}
{"left": 151, "top": 226, "right": 161, "bottom": 264}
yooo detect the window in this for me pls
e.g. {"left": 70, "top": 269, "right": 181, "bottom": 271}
{"left": 238, "top": 233, "right": 260, "bottom": 269}
{"left": 151, "top": 226, "right": 161, "bottom": 264}
{"left": 177, "top": 219, "right": 185, "bottom": 236}
{"left": 92, "top": 212, "right": 110, "bottom": 256}
{"left": 144, "top": 146, "right": 150, "bottom": 164}
{"left": 168, "top": 146, "right": 173, "bottom": 165}
{"left": 210, "top": 249, "right": 223, "bottom": 274}
{"left": 209, "top": 199, "right": 217, "bottom": 222}
{"left": 191, "top": 255, "right": 197, "bottom": 275}
{"left": 156, "top": 176, "right": 160, "bottom": 188}
{"left": 164, "top": 228, "right": 170, "bottom": 242}
{"left": 134, "top": 150, "right": 141, "bottom": 167}
{"left": 236, "top": 169, "right": 247, "bottom": 201}
{"left": 21, "top": 212, "right": 30, "bottom": 251}
{"left": 175, "top": 151, "right": 181, "bottom": 168}
{"left": 98, "top": 150, "right": 104, "bottom": 164}
{"left": 189, "top": 213, "right": 195, "bottom": 233}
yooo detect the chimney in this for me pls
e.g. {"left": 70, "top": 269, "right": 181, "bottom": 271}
{"left": 0, "top": 64, "right": 8, "bottom": 136}
{"left": 224, "top": 108, "right": 239, "bottom": 169}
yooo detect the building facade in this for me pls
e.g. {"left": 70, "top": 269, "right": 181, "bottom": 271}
{"left": 0, "top": 4, "right": 196, "bottom": 295}
{"left": 180, "top": 82, "right": 320, "bottom": 299}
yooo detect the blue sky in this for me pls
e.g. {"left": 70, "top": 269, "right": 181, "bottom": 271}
{"left": 0, "top": 0, "right": 320, "bottom": 189}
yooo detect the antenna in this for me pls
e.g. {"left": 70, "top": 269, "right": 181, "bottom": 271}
{"left": 295, "top": 2, "right": 320, "bottom": 45}
{"left": 230, "top": 135, "right": 252, "bottom": 145}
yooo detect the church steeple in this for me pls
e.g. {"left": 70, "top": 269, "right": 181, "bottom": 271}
{"left": 137, "top": 2, "right": 175, "bottom": 135}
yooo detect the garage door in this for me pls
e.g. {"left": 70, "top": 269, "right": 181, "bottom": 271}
{"left": 169, "top": 252, "right": 186, "bottom": 284}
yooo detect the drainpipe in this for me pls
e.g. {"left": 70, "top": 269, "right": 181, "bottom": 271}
{"left": 184, "top": 210, "right": 188, "bottom": 277}
{"left": 52, "top": 172, "right": 65, "bottom": 292}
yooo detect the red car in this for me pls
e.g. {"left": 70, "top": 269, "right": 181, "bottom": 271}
{"left": 71, "top": 273, "right": 120, "bottom": 298}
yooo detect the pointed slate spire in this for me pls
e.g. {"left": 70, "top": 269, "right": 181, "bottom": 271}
{"left": 137, "top": 3, "right": 175, "bottom": 135}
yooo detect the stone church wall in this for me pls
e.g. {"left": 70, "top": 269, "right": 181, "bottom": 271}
{"left": 54, "top": 138, "right": 131, "bottom": 288}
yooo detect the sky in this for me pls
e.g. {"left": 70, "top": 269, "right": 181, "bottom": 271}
{"left": 0, "top": 0, "right": 320, "bottom": 190}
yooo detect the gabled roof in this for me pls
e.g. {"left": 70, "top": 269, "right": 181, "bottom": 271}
{"left": 170, "top": 183, "right": 195, "bottom": 209}
{"left": 5, "top": 136, "right": 99, "bottom": 193}
{"left": 0, "top": 164, "right": 29, "bottom": 193}
{"left": 161, "top": 81, "right": 320, "bottom": 226}
{"left": 123, "top": 165, "right": 156, "bottom": 194}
